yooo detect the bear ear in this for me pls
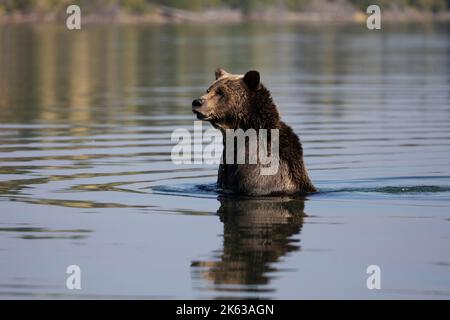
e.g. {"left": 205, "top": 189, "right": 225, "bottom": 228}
{"left": 215, "top": 68, "right": 229, "bottom": 80}
{"left": 243, "top": 70, "right": 260, "bottom": 91}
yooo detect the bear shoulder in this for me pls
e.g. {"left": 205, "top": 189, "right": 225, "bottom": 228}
{"left": 279, "top": 121, "right": 316, "bottom": 193}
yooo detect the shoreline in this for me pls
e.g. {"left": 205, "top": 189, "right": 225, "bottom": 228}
{"left": 1, "top": 7, "right": 450, "bottom": 25}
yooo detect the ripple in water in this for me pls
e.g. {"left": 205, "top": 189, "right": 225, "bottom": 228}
{"left": 153, "top": 182, "right": 450, "bottom": 199}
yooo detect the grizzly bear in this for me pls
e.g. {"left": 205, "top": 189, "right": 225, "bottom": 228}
{"left": 192, "top": 68, "right": 316, "bottom": 196}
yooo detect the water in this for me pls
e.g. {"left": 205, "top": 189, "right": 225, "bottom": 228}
{"left": 0, "top": 22, "right": 450, "bottom": 299}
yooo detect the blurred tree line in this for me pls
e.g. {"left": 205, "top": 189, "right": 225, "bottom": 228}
{"left": 0, "top": 0, "right": 448, "bottom": 14}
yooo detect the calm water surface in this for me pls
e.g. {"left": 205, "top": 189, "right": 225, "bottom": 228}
{"left": 0, "top": 23, "right": 450, "bottom": 299}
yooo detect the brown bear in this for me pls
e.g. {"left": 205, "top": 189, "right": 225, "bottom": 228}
{"left": 192, "top": 68, "right": 316, "bottom": 196}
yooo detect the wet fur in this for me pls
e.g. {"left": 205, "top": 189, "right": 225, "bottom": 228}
{"left": 193, "top": 69, "right": 316, "bottom": 196}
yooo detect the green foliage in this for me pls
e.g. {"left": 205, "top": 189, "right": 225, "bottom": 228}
{"left": 120, "top": 0, "right": 150, "bottom": 13}
{"left": 152, "top": 0, "right": 222, "bottom": 11}
{"left": 0, "top": 0, "right": 37, "bottom": 13}
{"left": 284, "top": 0, "right": 313, "bottom": 10}
{"left": 0, "top": 0, "right": 448, "bottom": 14}
{"left": 348, "top": 0, "right": 448, "bottom": 12}
{"left": 409, "top": 0, "right": 447, "bottom": 12}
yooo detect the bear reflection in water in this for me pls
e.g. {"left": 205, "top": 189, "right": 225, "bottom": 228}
{"left": 191, "top": 196, "right": 305, "bottom": 290}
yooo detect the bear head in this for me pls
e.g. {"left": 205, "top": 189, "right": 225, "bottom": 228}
{"left": 192, "top": 68, "right": 279, "bottom": 130}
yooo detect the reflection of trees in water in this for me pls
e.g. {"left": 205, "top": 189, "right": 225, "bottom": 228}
{"left": 0, "top": 23, "right": 319, "bottom": 125}
{"left": 1, "top": 23, "right": 446, "bottom": 127}
{"left": 191, "top": 196, "right": 305, "bottom": 291}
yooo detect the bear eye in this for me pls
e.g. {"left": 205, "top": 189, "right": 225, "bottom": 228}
{"left": 206, "top": 88, "right": 211, "bottom": 93}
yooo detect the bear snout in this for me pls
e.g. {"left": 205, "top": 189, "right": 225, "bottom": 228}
{"left": 192, "top": 98, "right": 210, "bottom": 120}
{"left": 192, "top": 98, "right": 205, "bottom": 108}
